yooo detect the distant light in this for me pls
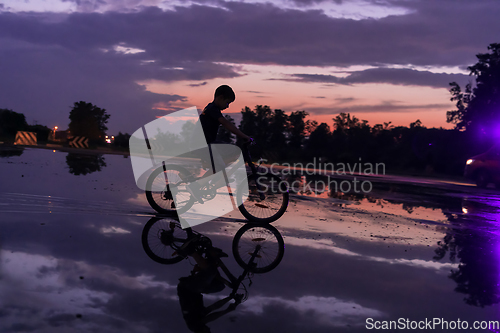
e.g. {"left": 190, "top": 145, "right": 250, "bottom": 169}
{"left": 54, "top": 126, "right": 58, "bottom": 130}
{"left": 462, "top": 207, "right": 468, "bottom": 214}
{"left": 53, "top": 150, "right": 56, "bottom": 152}
{"left": 466, "top": 159, "right": 474, "bottom": 165}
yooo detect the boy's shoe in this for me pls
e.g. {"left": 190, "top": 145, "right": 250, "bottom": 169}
{"left": 187, "top": 182, "right": 204, "bottom": 204}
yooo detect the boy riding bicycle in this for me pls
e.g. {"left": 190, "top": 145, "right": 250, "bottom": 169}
{"left": 188, "top": 85, "right": 252, "bottom": 203}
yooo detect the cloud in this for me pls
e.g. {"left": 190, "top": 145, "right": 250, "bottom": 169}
{"left": 305, "top": 101, "right": 451, "bottom": 115}
{"left": 281, "top": 68, "right": 471, "bottom": 88}
{"left": 0, "top": 250, "right": 179, "bottom": 332}
{"left": 0, "top": 31, "right": 240, "bottom": 132}
{"left": 241, "top": 295, "right": 383, "bottom": 327}
{"left": 334, "top": 97, "right": 356, "bottom": 103}
{"left": 0, "top": 0, "right": 498, "bottom": 131}
{"left": 187, "top": 81, "right": 208, "bottom": 87}
{"left": 1, "top": 1, "right": 498, "bottom": 68}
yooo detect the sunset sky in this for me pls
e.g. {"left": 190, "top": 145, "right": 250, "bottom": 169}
{"left": 1, "top": 0, "right": 499, "bottom": 134}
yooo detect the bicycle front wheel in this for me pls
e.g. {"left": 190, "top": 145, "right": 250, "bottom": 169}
{"left": 237, "top": 173, "right": 289, "bottom": 223}
{"left": 145, "top": 164, "right": 195, "bottom": 215}
{"left": 232, "top": 224, "right": 285, "bottom": 274}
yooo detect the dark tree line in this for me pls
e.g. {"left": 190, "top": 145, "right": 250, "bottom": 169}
{"left": 0, "top": 109, "right": 51, "bottom": 142}
{"left": 225, "top": 43, "right": 500, "bottom": 176}
{"left": 227, "top": 105, "right": 489, "bottom": 176}
{"left": 0, "top": 102, "right": 120, "bottom": 147}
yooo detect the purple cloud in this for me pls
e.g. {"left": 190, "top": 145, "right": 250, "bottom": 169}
{"left": 283, "top": 68, "right": 471, "bottom": 88}
{"left": 0, "top": 0, "right": 498, "bottom": 131}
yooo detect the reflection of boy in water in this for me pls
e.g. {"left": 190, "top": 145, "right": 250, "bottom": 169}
{"left": 177, "top": 247, "right": 241, "bottom": 333}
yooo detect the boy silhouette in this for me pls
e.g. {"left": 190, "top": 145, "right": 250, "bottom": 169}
{"left": 188, "top": 85, "right": 252, "bottom": 203}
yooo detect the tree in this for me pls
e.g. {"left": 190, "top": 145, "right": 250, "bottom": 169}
{"left": 332, "top": 112, "right": 362, "bottom": 132}
{"left": 238, "top": 106, "right": 290, "bottom": 160}
{"left": 66, "top": 153, "right": 107, "bottom": 175}
{"left": 180, "top": 120, "right": 196, "bottom": 143}
{"left": 0, "top": 109, "right": 28, "bottom": 138}
{"left": 216, "top": 115, "right": 236, "bottom": 143}
{"left": 304, "top": 122, "right": 331, "bottom": 159}
{"left": 288, "top": 110, "right": 308, "bottom": 150}
{"left": 113, "top": 132, "right": 131, "bottom": 149}
{"left": 410, "top": 119, "right": 424, "bottom": 129}
{"left": 68, "top": 101, "right": 110, "bottom": 143}
{"left": 447, "top": 43, "right": 500, "bottom": 136}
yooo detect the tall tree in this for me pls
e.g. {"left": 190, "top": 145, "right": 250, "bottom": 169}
{"left": 268, "top": 109, "right": 289, "bottom": 153}
{"left": 68, "top": 101, "right": 110, "bottom": 142}
{"left": 288, "top": 110, "right": 308, "bottom": 150}
{"left": 304, "top": 122, "right": 331, "bottom": 159}
{"left": 447, "top": 43, "right": 500, "bottom": 135}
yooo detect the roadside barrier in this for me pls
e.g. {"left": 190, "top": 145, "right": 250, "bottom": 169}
{"left": 69, "top": 136, "right": 89, "bottom": 148}
{"left": 14, "top": 131, "right": 37, "bottom": 145}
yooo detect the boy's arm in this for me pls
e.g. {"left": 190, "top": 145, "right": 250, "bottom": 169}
{"left": 218, "top": 117, "right": 251, "bottom": 141}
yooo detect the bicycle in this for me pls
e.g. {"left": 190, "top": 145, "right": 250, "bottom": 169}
{"left": 141, "top": 218, "right": 285, "bottom": 275}
{"left": 145, "top": 142, "right": 289, "bottom": 223}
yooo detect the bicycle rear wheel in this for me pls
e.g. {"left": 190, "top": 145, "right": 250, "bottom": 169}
{"left": 145, "top": 164, "right": 195, "bottom": 215}
{"left": 142, "top": 218, "right": 191, "bottom": 264}
{"left": 232, "top": 224, "right": 285, "bottom": 273}
{"left": 237, "top": 173, "right": 289, "bottom": 223}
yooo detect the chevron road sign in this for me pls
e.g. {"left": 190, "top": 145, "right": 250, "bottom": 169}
{"left": 69, "top": 136, "right": 89, "bottom": 148}
{"left": 14, "top": 131, "right": 37, "bottom": 145}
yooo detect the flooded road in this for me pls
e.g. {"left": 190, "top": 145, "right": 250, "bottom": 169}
{"left": 1, "top": 147, "right": 500, "bottom": 332}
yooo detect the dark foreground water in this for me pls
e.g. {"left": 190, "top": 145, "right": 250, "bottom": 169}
{"left": 1, "top": 147, "right": 500, "bottom": 332}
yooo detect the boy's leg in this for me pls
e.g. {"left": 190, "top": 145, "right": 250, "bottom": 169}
{"left": 208, "top": 143, "right": 244, "bottom": 188}
{"left": 208, "top": 144, "right": 228, "bottom": 185}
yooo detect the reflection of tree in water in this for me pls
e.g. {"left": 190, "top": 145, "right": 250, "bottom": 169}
{"left": 0, "top": 148, "right": 24, "bottom": 158}
{"left": 66, "top": 153, "right": 106, "bottom": 175}
{"left": 288, "top": 174, "right": 500, "bottom": 307}
{"left": 434, "top": 206, "right": 500, "bottom": 307}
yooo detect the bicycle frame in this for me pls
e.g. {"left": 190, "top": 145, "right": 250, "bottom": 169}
{"left": 216, "top": 244, "right": 261, "bottom": 294}
{"left": 240, "top": 143, "right": 266, "bottom": 200}
{"left": 190, "top": 142, "right": 266, "bottom": 201}
{"left": 170, "top": 224, "right": 261, "bottom": 295}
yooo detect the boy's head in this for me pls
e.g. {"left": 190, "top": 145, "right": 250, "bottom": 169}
{"left": 213, "top": 85, "right": 235, "bottom": 110}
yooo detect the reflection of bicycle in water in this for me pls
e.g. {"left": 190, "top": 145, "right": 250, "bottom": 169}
{"left": 142, "top": 217, "right": 285, "bottom": 273}
{"left": 145, "top": 142, "right": 289, "bottom": 223}
{"left": 141, "top": 218, "right": 285, "bottom": 332}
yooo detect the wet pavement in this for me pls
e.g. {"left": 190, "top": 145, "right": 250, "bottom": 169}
{"left": 1, "top": 147, "right": 500, "bottom": 332}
